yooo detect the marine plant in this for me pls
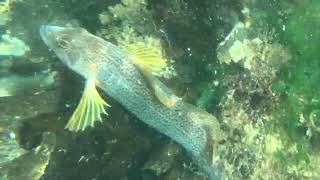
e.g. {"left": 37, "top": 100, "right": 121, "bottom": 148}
{"left": 269, "top": 0, "right": 320, "bottom": 177}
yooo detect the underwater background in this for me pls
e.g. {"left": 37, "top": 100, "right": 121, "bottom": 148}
{"left": 0, "top": 0, "right": 319, "bottom": 179}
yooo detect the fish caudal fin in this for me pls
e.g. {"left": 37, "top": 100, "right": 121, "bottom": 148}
{"left": 121, "top": 42, "right": 167, "bottom": 76}
{"left": 65, "top": 78, "right": 110, "bottom": 132}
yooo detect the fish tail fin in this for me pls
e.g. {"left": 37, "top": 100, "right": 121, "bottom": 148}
{"left": 184, "top": 103, "right": 221, "bottom": 172}
{"left": 202, "top": 114, "right": 221, "bottom": 166}
{"left": 207, "top": 166, "right": 221, "bottom": 180}
{"left": 65, "top": 78, "right": 110, "bottom": 132}
{"left": 199, "top": 113, "right": 221, "bottom": 180}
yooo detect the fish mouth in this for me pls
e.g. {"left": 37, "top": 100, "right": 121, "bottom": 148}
{"left": 39, "top": 25, "right": 48, "bottom": 45}
{"left": 39, "top": 25, "right": 65, "bottom": 45}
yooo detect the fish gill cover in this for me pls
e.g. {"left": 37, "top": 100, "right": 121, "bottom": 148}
{"left": 0, "top": 0, "right": 319, "bottom": 180}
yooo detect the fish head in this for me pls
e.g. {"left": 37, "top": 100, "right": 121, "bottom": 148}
{"left": 40, "top": 25, "right": 100, "bottom": 78}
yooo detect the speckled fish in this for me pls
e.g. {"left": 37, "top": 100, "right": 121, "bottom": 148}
{"left": 40, "top": 25, "right": 221, "bottom": 179}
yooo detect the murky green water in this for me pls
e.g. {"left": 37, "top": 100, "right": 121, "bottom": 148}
{"left": 0, "top": 0, "right": 319, "bottom": 179}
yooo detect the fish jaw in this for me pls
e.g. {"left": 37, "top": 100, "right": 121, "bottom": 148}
{"left": 39, "top": 25, "right": 82, "bottom": 76}
{"left": 39, "top": 25, "right": 66, "bottom": 46}
{"left": 39, "top": 25, "right": 71, "bottom": 67}
{"left": 39, "top": 25, "right": 102, "bottom": 79}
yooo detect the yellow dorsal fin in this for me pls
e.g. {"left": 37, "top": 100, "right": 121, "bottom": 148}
{"left": 65, "top": 78, "right": 110, "bottom": 132}
{"left": 121, "top": 42, "right": 167, "bottom": 76}
{"left": 120, "top": 41, "right": 179, "bottom": 108}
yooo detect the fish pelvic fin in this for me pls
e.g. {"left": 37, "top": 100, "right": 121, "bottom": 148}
{"left": 147, "top": 76, "right": 181, "bottom": 108}
{"left": 65, "top": 78, "right": 110, "bottom": 132}
{"left": 121, "top": 42, "right": 167, "bottom": 76}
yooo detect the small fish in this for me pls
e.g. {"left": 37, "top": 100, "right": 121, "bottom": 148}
{"left": 40, "top": 25, "right": 221, "bottom": 179}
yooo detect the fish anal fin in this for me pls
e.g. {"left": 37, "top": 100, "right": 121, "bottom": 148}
{"left": 65, "top": 78, "right": 110, "bottom": 132}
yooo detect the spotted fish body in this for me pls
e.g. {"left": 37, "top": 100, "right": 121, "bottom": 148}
{"left": 40, "top": 26, "right": 221, "bottom": 179}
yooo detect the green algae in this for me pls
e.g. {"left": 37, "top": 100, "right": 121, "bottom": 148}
{"left": 201, "top": 0, "right": 320, "bottom": 179}
{"left": 268, "top": 1, "right": 320, "bottom": 177}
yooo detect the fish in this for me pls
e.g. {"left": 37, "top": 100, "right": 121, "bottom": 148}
{"left": 39, "top": 25, "right": 221, "bottom": 179}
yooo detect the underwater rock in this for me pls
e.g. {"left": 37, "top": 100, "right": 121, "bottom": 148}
{"left": 215, "top": 89, "right": 279, "bottom": 179}
{"left": 99, "top": 0, "right": 153, "bottom": 39}
{"left": 0, "top": 124, "right": 26, "bottom": 165}
{"left": 0, "top": 11, "right": 10, "bottom": 25}
{"left": 217, "top": 21, "right": 291, "bottom": 87}
{"left": 0, "top": 0, "right": 11, "bottom": 13}
{"left": 0, "top": 132, "right": 56, "bottom": 180}
{"left": 162, "top": 164, "right": 207, "bottom": 180}
{"left": 0, "top": 85, "right": 61, "bottom": 165}
{"left": 142, "top": 142, "right": 181, "bottom": 176}
{"left": 7, "top": 0, "right": 317, "bottom": 179}
{"left": 0, "top": 33, "right": 30, "bottom": 56}
{"left": 0, "top": 88, "right": 61, "bottom": 127}
{"left": 0, "top": 71, "right": 57, "bottom": 97}
{"left": 7, "top": 0, "right": 80, "bottom": 60}
{"left": 0, "top": 59, "right": 12, "bottom": 75}
{"left": 99, "top": 0, "right": 177, "bottom": 80}
{"left": 142, "top": 142, "right": 210, "bottom": 179}
{"left": 0, "top": 0, "right": 12, "bottom": 25}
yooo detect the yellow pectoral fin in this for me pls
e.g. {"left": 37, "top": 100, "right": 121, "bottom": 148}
{"left": 65, "top": 78, "right": 110, "bottom": 132}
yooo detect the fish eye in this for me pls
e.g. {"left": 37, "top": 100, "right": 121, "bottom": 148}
{"left": 56, "top": 37, "right": 69, "bottom": 49}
